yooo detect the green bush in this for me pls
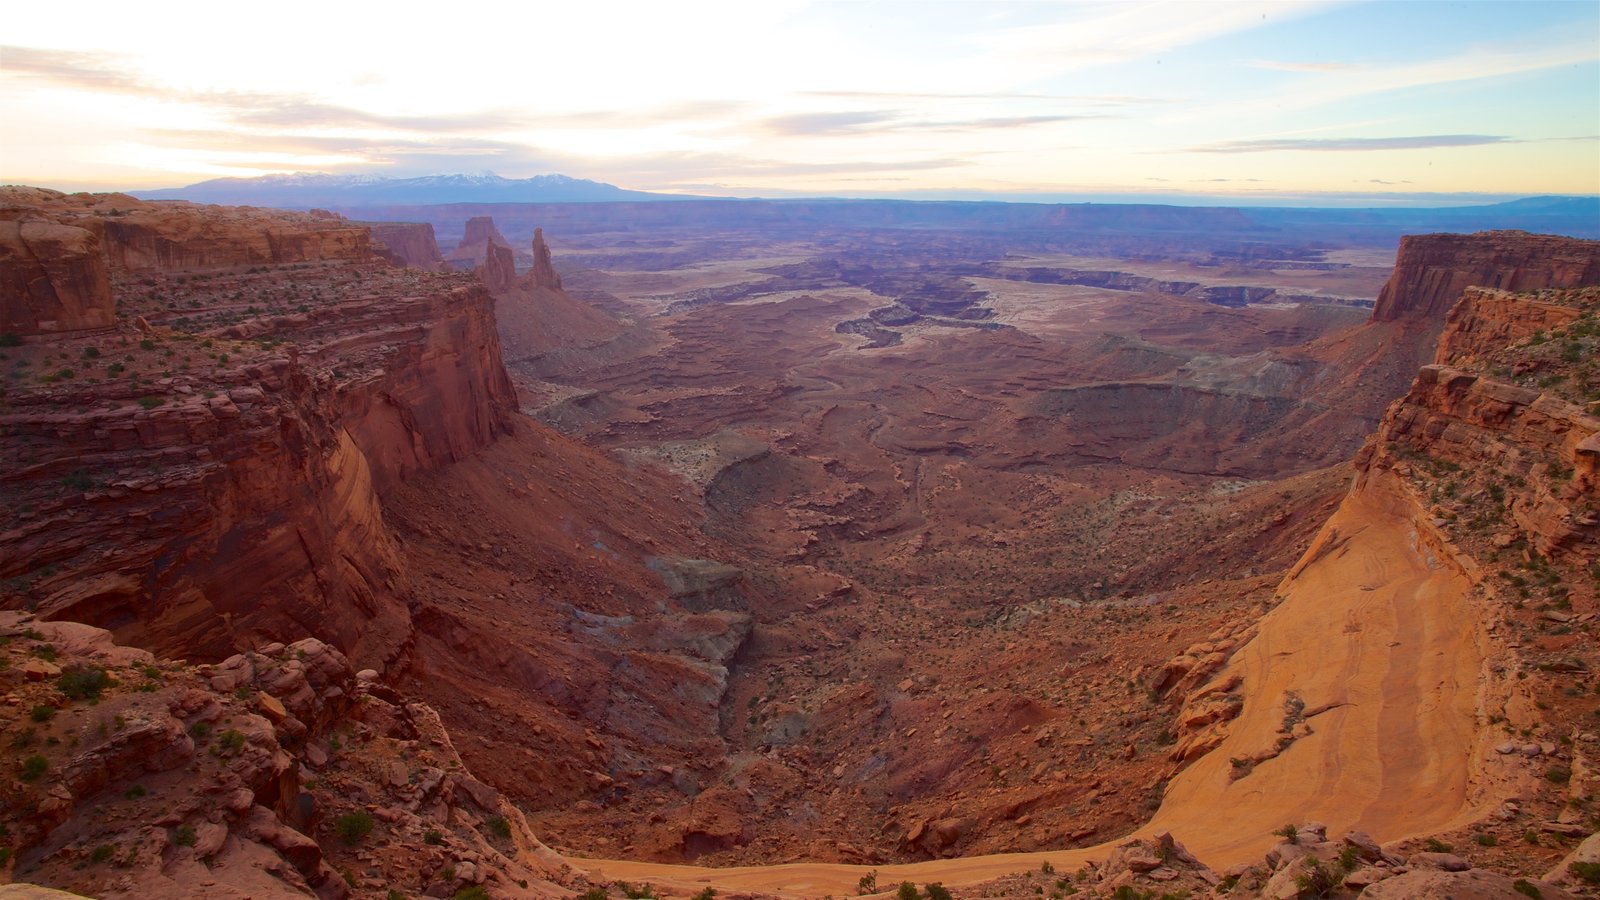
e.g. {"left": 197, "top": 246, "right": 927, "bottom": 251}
{"left": 1513, "top": 878, "right": 1543, "bottom": 898}
{"left": 335, "top": 809, "right": 375, "bottom": 844}
{"left": 20, "top": 754, "right": 48, "bottom": 781}
{"left": 29, "top": 705, "right": 55, "bottom": 723}
{"left": 91, "top": 844, "right": 115, "bottom": 863}
{"left": 898, "top": 882, "right": 921, "bottom": 900}
{"left": 1571, "top": 861, "right": 1600, "bottom": 885}
{"left": 925, "top": 885, "right": 953, "bottom": 900}
{"left": 691, "top": 889, "right": 716, "bottom": 900}
{"left": 218, "top": 729, "right": 246, "bottom": 754}
{"left": 58, "top": 665, "right": 111, "bottom": 701}
{"left": 487, "top": 815, "right": 511, "bottom": 840}
{"left": 423, "top": 828, "right": 443, "bottom": 845}
{"left": 453, "top": 888, "right": 490, "bottom": 900}
{"left": 174, "top": 824, "right": 196, "bottom": 847}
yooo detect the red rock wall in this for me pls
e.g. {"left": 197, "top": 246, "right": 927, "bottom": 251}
{"left": 1433, "top": 287, "right": 1582, "bottom": 366}
{"left": 326, "top": 285, "right": 519, "bottom": 491}
{"left": 0, "top": 218, "right": 116, "bottom": 335}
{"left": 481, "top": 243, "right": 517, "bottom": 292}
{"left": 365, "top": 221, "right": 446, "bottom": 270}
{"left": 1, "top": 358, "right": 413, "bottom": 667}
{"left": 1370, "top": 231, "right": 1600, "bottom": 323}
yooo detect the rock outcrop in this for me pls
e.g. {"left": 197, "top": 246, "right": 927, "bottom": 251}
{"left": 529, "top": 227, "right": 561, "bottom": 290}
{"left": 362, "top": 221, "right": 446, "bottom": 271}
{"left": 1370, "top": 231, "right": 1600, "bottom": 323}
{"left": 0, "top": 219, "right": 114, "bottom": 336}
{"left": 481, "top": 243, "right": 517, "bottom": 293}
{"left": 0, "top": 193, "right": 517, "bottom": 667}
{"left": 0, "top": 612, "right": 581, "bottom": 898}
{"left": 1147, "top": 280, "right": 1599, "bottom": 869}
{"left": 443, "top": 216, "right": 512, "bottom": 270}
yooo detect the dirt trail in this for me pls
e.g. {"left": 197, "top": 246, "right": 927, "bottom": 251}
{"left": 575, "top": 471, "right": 1492, "bottom": 897}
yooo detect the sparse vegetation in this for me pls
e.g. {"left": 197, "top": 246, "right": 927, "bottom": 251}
{"left": 335, "top": 809, "right": 375, "bottom": 844}
{"left": 20, "top": 754, "right": 48, "bottom": 781}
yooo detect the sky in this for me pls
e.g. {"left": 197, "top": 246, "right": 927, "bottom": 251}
{"left": 2, "top": 0, "right": 1597, "bottom": 204}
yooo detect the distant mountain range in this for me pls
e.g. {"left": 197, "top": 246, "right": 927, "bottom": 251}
{"left": 129, "top": 174, "right": 1599, "bottom": 241}
{"left": 134, "top": 173, "right": 689, "bottom": 207}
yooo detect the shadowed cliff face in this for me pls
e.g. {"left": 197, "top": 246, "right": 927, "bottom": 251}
{"left": 0, "top": 192, "right": 516, "bottom": 667}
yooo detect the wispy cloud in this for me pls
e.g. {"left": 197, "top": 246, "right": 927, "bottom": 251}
{"left": 761, "top": 109, "right": 1110, "bottom": 136}
{"left": 1244, "top": 60, "right": 1352, "bottom": 73}
{"left": 1189, "top": 134, "right": 1515, "bottom": 153}
{"left": 1179, "top": 40, "right": 1600, "bottom": 124}
{"left": 763, "top": 110, "right": 897, "bottom": 136}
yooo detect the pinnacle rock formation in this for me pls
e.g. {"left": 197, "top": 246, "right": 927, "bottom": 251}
{"left": 444, "top": 215, "right": 512, "bottom": 270}
{"left": 530, "top": 226, "right": 562, "bottom": 289}
{"left": 481, "top": 241, "right": 517, "bottom": 292}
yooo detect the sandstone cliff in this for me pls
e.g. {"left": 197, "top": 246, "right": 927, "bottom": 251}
{"left": 0, "top": 218, "right": 115, "bottom": 336}
{"left": 1370, "top": 231, "right": 1600, "bottom": 323}
{"left": 0, "top": 194, "right": 517, "bottom": 667}
{"left": 362, "top": 221, "right": 446, "bottom": 271}
{"left": 1150, "top": 282, "right": 1599, "bottom": 869}
{"left": 444, "top": 215, "right": 512, "bottom": 270}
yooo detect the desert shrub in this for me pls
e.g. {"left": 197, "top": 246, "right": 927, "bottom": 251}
{"left": 29, "top": 705, "right": 55, "bottom": 723}
{"left": 898, "top": 882, "right": 920, "bottom": 900}
{"left": 578, "top": 890, "right": 609, "bottom": 900}
{"left": 335, "top": 809, "right": 374, "bottom": 844}
{"left": 1571, "top": 862, "right": 1600, "bottom": 885}
{"left": 1424, "top": 837, "right": 1453, "bottom": 853}
{"left": 691, "top": 889, "right": 716, "bottom": 900}
{"left": 454, "top": 888, "right": 490, "bottom": 900}
{"left": 487, "top": 815, "right": 511, "bottom": 840}
{"left": 1294, "top": 858, "right": 1339, "bottom": 897}
{"left": 858, "top": 870, "right": 878, "bottom": 895}
{"left": 925, "top": 885, "right": 953, "bottom": 900}
{"left": 1513, "top": 879, "right": 1543, "bottom": 898}
{"left": 174, "top": 824, "right": 196, "bottom": 846}
{"left": 423, "top": 828, "right": 443, "bottom": 845}
{"left": 91, "top": 844, "right": 115, "bottom": 863}
{"left": 1476, "top": 832, "right": 1498, "bottom": 847}
{"left": 20, "top": 754, "right": 48, "bottom": 781}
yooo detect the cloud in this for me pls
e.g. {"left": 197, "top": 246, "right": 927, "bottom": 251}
{"left": 806, "top": 90, "right": 1167, "bottom": 105}
{"left": 1189, "top": 134, "right": 1515, "bottom": 153}
{"left": 1244, "top": 60, "right": 1352, "bottom": 73}
{"left": 763, "top": 110, "right": 898, "bottom": 136}
{"left": 1177, "top": 40, "right": 1600, "bottom": 125}
{"left": 761, "top": 109, "right": 1109, "bottom": 137}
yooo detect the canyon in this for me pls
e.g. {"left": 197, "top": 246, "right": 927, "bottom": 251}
{"left": 0, "top": 186, "right": 1597, "bottom": 899}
